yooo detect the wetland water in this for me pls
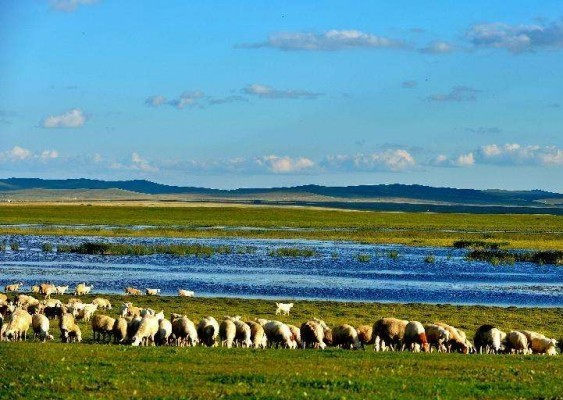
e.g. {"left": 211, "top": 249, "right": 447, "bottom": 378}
{"left": 0, "top": 235, "right": 562, "bottom": 307}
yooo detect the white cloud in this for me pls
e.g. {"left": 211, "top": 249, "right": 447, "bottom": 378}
{"left": 1, "top": 146, "right": 33, "bottom": 161}
{"left": 242, "top": 84, "right": 322, "bottom": 99}
{"left": 111, "top": 153, "right": 158, "bottom": 172}
{"left": 0, "top": 146, "right": 61, "bottom": 164}
{"left": 145, "top": 95, "right": 167, "bottom": 107}
{"left": 419, "top": 41, "right": 455, "bottom": 54}
{"left": 49, "top": 0, "right": 100, "bottom": 12}
{"left": 168, "top": 91, "right": 205, "bottom": 109}
{"left": 40, "top": 150, "right": 59, "bottom": 160}
{"left": 255, "top": 155, "right": 315, "bottom": 173}
{"left": 322, "top": 149, "right": 416, "bottom": 172}
{"left": 466, "top": 19, "right": 563, "bottom": 53}
{"left": 455, "top": 152, "right": 475, "bottom": 167}
{"left": 432, "top": 143, "right": 563, "bottom": 168}
{"left": 240, "top": 30, "right": 408, "bottom": 51}
{"left": 42, "top": 109, "right": 86, "bottom": 128}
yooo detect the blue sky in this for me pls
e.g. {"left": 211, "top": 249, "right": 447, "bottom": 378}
{"left": 1, "top": 0, "right": 562, "bottom": 191}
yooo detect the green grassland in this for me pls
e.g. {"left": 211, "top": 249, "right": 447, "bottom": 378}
{"left": 1, "top": 204, "right": 562, "bottom": 250}
{"left": 1, "top": 295, "right": 562, "bottom": 399}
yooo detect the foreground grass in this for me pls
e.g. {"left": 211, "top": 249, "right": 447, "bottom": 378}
{"left": 1, "top": 296, "right": 562, "bottom": 399}
{"left": 1, "top": 343, "right": 562, "bottom": 400}
{"left": 1, "top": 204, "right": 562, "bottom": 250}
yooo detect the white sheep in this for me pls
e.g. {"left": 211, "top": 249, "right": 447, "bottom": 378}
{"left": 404, "top": 321, "right": 430, "bottom": 352}
{"left": 55, "top": 285, "right": 69, "bottom": 295}
{"left": 263, "top": 320, "right": 296, "bottom": 349}
{"left": 32, "top": 314, "right": 54, "bottom": 342}
{"left": 171, "top": 315, "right": 199, "bottom": 346}
{"left": 74, "top": 283, "right": 93, "bottom": 296}
{"left": 130, "top": 315, "right": 159, "bottom": 346}
{"left": 178, "top": 289, "right": 195, "bottom": 297}
{"left": 474, "top": 325, "right": 506, "bottom": 354}
{"left": 59, "top": 313, "right": 82, "bottom": 343}
{"left": 146, "top": 288, "right": 161, "bottom": 296}
{"left": 156, "top": 318, "right": 173, "bottom": 345}
{"left": 505, "top": 331, "right": 529, "bottom": 354}
{"left": 92, "top": 297, "right": 112, "bottom": 310}
{"left": 219, "top": 319, "right": 237, "bottom": 348}
{"left": 3, "top": 309, "right": 32, "bottom": 341}
{"left": 275, "top": 302, "right": 293, "bottom": 316}
{"left": 300, "top": 320, "right": 326, "bottom": 350}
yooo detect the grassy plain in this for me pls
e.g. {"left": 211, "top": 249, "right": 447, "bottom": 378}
{"left": 1, "top": 295, "right": 562, "bottom": 399}
{"left": 1, "top": 204, "right": 562, "bottom": 250}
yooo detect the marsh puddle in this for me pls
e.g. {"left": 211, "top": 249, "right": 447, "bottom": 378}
{"left": 0, "top": 235, "right": 561, "bottom": 307}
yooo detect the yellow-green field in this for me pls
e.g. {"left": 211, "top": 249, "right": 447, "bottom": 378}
{"left": 1, "top": 204, "right": 562, "bottom": 250}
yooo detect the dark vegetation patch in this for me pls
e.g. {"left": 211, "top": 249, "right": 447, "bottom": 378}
{"left": 467, "top": 249, "right": 563, "bottom": 266}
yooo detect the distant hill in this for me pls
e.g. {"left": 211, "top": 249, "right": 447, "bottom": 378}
{"left": 1, "top": 178, "right": 562, "bottom": 213}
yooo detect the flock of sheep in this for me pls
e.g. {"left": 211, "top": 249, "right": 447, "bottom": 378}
{"left": 0, "top": 282, "right": 560, "bottom": 356}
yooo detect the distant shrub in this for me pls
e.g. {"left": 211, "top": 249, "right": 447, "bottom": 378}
{"left": 466, "top": 249, "right": 561, "bottom": 266}
{"left": 10, "top": 242, "right": 20, "bottom": 251}
{"left": 388, "top": 250, "right": 399, "bottom": 260}
{"left": 453, "top": 240, "right": 506, "bottom": 250}
{"left": 268, "top": 247, "right": 317, "bottom": 257}
{"left": 424, "top": 255, "right": 436, "bottom": 263}
{"left": 54, "top": 241, "right": 235, "bottom": 257}
{"left": 41, "top": 243, "right": 53, "bottom": 252}
{"left": 357, "top": 254, "right": 371, "bottom": 263}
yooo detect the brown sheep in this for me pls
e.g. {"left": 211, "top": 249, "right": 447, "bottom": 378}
{"left": 92, "top": 314, "right": 116, "bottom": 343}
{"left": 333, "top": 324, "right": 362, "bottom": 350}
{"left": 372, "top": 318, "right": 408, "bottom": 351}
{"left": 356, "top": 325, "right": 373, "bottom": 347}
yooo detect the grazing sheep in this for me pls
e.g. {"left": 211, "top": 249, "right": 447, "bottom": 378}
{"left": 59, "top": 313, "right": 82, "bottom": 343}
{"left": 126, "top": 316, "right": 143, "bottom": 343}
{"left": 246, "top": 321, "right": 267, "bottom": 349}
{"left": 435, "top": 322, "right": 470, "bottom": 354}
{"left": 67, "top": 298, "right": 82, "bottom": 306}
{"left": 312, "top": 318, "right": 333, "bottom": 347}
{"left": 92, "top": 314, "right": 116, "bottom": 343}
{"left": 178, "top": 289, "right": 195, "bottom": 297}
{"left": 146, "top": 288, "right": 161, "bottom": 296}
{"left": 5, "top": 282, "right": 24, "bottom": 292}
{"left": 520, "top": 330, "right": 546, "bottom": 349}
{"left": 155, "top": 318, "right": 173, "bottom": 345}
{"left": 233, "top": 319, "right": 252, "bottom": 348}
{"left": 74, "top": 283, "right": 93, "bottom": 296}
{"left": 333, "top": 324, "right": 362, "bottom": 350}
{"left": 42, "top": 302, "right": 63, "bottom": 319}
{"left": 372, "top": 318, "right": 408, "bottom": 351}
{"left": 0, "top": 293, "right": 7, "bottom": 303}
{"left": 287, "top": 324, "right": 302, "bottom": 348}
{"left": 505, "top": 331, "right": 529, "bottom": 354}
{"left": 32, "top": 314, "right": 53, "bottom": 342}
{"left": 474, "top": 325, "right": 506, "bottom": 354}
{"left": 275, "top": 302, "right": 294, "bottom": 316}
{"left": 263, "top": 320, "right": 296, "bottom": 349}
{"left": 356, "top": 325, "right": 373, "bottom": 347}
{"left": 130, "top": 315, "right": 159, "bottom": 346}
{"left": 171, "top": 315, "right": 198, "bottom": 347}
{"left": 121, "top": 303, "right": 142, "bottom": 318}
{"left": 39, "top": 283, "right": 56, "bottom": 299}
{"left": 92, "top": 297, "right": 112, "bottom": 310}
{"left": 125, "top": 287, "right": 143, "bottom": 296}
{"left": 197, "top": 316, "right": 219, "bottom": 347}
{"left": 0, "top": 302, "right": 16, "bottom": 319}
{"left": 15, "top": 294, "right": 40, "bottom": 311}
{"left": 530, "top": 337, "right": 558, "bottom": 355}
{"left": 219, "top": 319, "right": 237, "bottom": 348}
{"left": 404, "top": 321, "right": 430, "bottom": 352}
{"left": 300, "top": 321, "right": 326, "bottom": 350}
{"left": 55, "top": 285, "right": 69, "bottom": 295}
{"left": 3, "top": 309, "right": 32, "bottom": 341}
{"left": 76, "top": 303, "right": 98, "bottom": 322}
{"left": 113, "top": 317, "right": 128, "bottom": 344}
{"left": 30, "top": 285, "right": 40, "bottom": 294}
{"left": 424, "top": 324, "right": 450, "bottom": 352}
